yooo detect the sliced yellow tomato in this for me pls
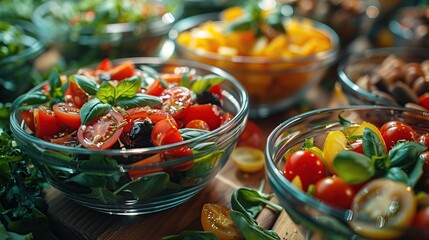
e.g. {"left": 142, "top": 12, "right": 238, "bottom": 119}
{"left": 201, "top": 203, "right": 242, "bottom": 240}
{"left": 230, "top": 147, "right": 265, "bottom": 173}
{"left": 291, "top": 175, "right": 303, "bottom": 191}
{"left": 349, "top": 121, "right": 387, "bottom": 154}
{"left": 323, "top": 130, "right": 347, "bottom": 174}
{"left": 349, "top": 179, "right": 417, "bottom": 239}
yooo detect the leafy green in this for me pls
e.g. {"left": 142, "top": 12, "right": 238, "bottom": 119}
{"left": 333, "top": 151, "right": 375, "bottom": 184}
{"left": 190, "top": 75, "right": 224, "bottom": 94}
{"left": 72, "top": 74, "right": 99, "bottom": 95}
{"left": 140, "top": 65, "right": 168, "bottom": 88}
{"left": 79, "top": 98, "right": 111, "bottom": 125}
{"left": 389, "top": 141, "right": 427, "bottom": 170}
{"left": 362, "top": 127, "right": 385, "bottom": 157}
{"left": 161, "top": 231, "right": 218, "bottom": 240}
{"left": 115, "top": 94, "right": 162, "bottom": 109}
{"left": 229, "top": 210, "right": 280, "bottom": 240}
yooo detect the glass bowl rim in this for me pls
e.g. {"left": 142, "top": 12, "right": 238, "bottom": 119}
{"left": 388, "top": 6, "right": 429, "bottom": 40}
{"left": 265, "top": 105, "right": 429, "bottom": 218}
{"left": 169, "top": 12, "right": 340, "bottom": 67}
{"left": 10, "top": 57, "right": 249, "bottom": 156}
{"left": 338, "top": 47, "right": 429, "bottom": 106}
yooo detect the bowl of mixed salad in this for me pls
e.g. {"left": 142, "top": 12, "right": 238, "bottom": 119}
{"left": 170, "top": 1, "right": 339, "bottom": 118}
{"left": 265, "top": 105, "right": 429, "bottom": 239}
{"left": 32, "top": 0, "right": 184, "bottom": 64}
{"left": 0, "top": 19, "right": 45, "bottom": 102}
{"left": 9, "top": 57, "right": 248, "bottom": 215}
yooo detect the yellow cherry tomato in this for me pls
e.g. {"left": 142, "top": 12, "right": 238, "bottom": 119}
{"left": 230, "top": 147, "right": 265, "bottom": 173}
{"left": 323, "top": 130, "right": 347, "bottom": 174}
{"left": 349, "top": 121, "right": 387, "bottom": 154}
{"left": 201, "top": 203, "right": 242, "bottom": 240}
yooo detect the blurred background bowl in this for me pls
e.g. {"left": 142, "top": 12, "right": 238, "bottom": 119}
{"left": 9, "top": 57, "right": 248, "bottom": 215}
{"left": 265, "top": 105, "right": 429, "bottom": 239}
{"left": 32, "top": 0, "right": 184, "bottom": 66}
{"left": 338, "top": 47, "right": 429, "bottom": 110}
{"left": 0, "top": 18, "right": 45, "bottom": 102}
{"left": 170, "top": 6, "right": 339, "bottom": 118}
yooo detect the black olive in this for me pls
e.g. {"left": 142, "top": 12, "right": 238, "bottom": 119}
{"left": 196, "top": 91, "right": 221, "bottom": 106}
{"left": 128, "top": 120, "right": 154, "bottom": 148}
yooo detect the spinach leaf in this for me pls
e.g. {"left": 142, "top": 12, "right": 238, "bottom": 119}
{"left": 333, "top": 151, "right": 375, "bottom": 184}
{"left": 79, "top": 98, "right": 112, "bottom": 125}
{"left": 230, "top": 210, "right": 280, "bottom": 240}
{"left": 161, "top": 231, "right": 218, "bottom": 240}
{"left": 389, "top": 142, "right": 427, "bottom": 170}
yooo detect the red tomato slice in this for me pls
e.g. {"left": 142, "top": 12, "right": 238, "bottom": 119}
{"left": 182, "top": 104, "right": 222, "bottom": 131}
{"left": 221, "top": 112, "right": 234, "bottom": 125}
{"left": 128, "top": 154, "right": 164, "bottom": 180}
{"left": 97, "top": 58, "right": 113, "bottom": 71}
{"left": 53, "top": 103, "right": 81, "bottom": 129}
{"left": 151, "top": 118, "right": 183, "bottom": 146}
{"left": 123, "top": 108, "right": 175, "bottom": 133}
{"left": 160, "top": 86, "right": 193, "bottom": 120}
{"left": 48, "top": 129, "right": 79, "bottom": 146}
{"left": 110, "top": 61, "right": 135, "bottom": 81}
{"left": 161, "top": 73, "right": 183, "bottom": 84}
{"left": 419, "top": 93, "right": 429, "bottom": 110}
{"left": 21, "top": 109, "right": 35, "bottom": 132}
{"left": 33, "top": 107, "right": 62, "bottom": 139}
{"left": 145, "top": 79, "right": 165, "bottom": 96}
{"left": 64, "top": 79, "right": 88, "bottom": 108}
{"left": 77, "top": 111, "right": 123, "bottom": 150}
{"left": 185, "top": 119, "right": 210, "bottom": 130}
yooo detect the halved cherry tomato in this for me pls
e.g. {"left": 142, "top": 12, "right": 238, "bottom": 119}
{"left": 231, "top": 147, "right": 265, "bottom": 173}
{"left": 53, "top": 103, "right": 81, "bottom": 129}
{"left": 123, "top": 107, "right": 175, "bottom": 133}
{"left": 237, "top": 120, "right": 264, "bottom": 149}
{"left": 349, "top": 179, "right": 417, "bottom": 239}
{"left": 160, "top": 73, "right": 183, "bottom": 84}
{"left": 151, "top": 118, "right": 183, "bottom": 146}
{"left": 110, "top": 61, "right": 135, "bottom": 81}
{"left": 160, "top": 86, "right": 193, "bottom": 120}
{"left": 314, "top": 176, "right": 355, "bottom": 209}
{"left": 419, "top": 133, "right": 429, "bottom": 148}
{"left": 185, "top": 119, "right": 210, "bottom": 130}
{"left": 21, "top": 109, "right": 35, "bottom": 132}
{"left": 182, "top": 104, "right": 222, "bottom": 131}
{"left": 380, "top": 120, "right": 418, "bottom": 150}
{"left": 201, "top": 203, "right": 242, "bottom": 240}
{"left": 145, "top": 79, "right": 165, "bottom": 96}
{"left": 48, "top": 129, "right": 79, "bottom": 146}
{"left": 97, "top": 58, "right": 113, "bottom": 71}
{"left": 284, "top": 149, "right": 327, "bottom": 192}
{"left": 77, "top": 111, "right": 123, "bottom": 150}
{"left": 64, "top": 79, "right": 88, "bottom": 108}
{"left": 419, "top": 93, "right": 429, "bottom": 110}
{"left": 128, "top": 154, "right": 164, "bottom": 180}
{"left": 33, "top": 107, "right": 62, "bottom": 139}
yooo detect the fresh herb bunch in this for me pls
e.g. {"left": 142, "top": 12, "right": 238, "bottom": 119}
{"left": 0, "top": 103, "right": 55, "bottom": 239}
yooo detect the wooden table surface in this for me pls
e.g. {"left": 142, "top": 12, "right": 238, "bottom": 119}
{"left": 43, "top": 77, "right": 348, "bottom": 240}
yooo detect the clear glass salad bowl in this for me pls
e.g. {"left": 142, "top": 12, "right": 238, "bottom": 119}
{"left": 265, "top": 105, "right": 429, "bottom": 239}
{"left": 10, "top": 57, "right": 249, "bottom": 215}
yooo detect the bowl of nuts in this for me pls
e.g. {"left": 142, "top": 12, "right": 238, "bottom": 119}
{"left": 338, "top": 47, "right": 429, "bottom": 111}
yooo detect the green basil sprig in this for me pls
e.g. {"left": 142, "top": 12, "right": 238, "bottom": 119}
{"left": 72, "top": 75, "right": 98, "bottom": 95}
{"left": 79, "top": 98, "right": 111, "bottom": 125}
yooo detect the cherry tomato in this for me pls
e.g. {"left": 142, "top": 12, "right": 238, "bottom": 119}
{"left": 419, "top": 133, "right": 429, "bottom": 148}
{"left": 64, "top": 79, "right": 88, "bottom": 108}
{"left": 237, "top": 120, "right": 264, "bottom": 150}
{"left": 123, "top": 108, "right": 175, "bottom": 133}
{"left": 185, "top": 119, "right": 210, "bottom": 130}
{"left": 201, "top": 203, "right": 242, "bottom": 240}
{"left": 96, "top": 58, "right": 113, "bottom": 71}
{"left": 145, "top": 79, "right": 165, "bottom": 96}
{"left": 161, "top": 73, "right": 184, "bottom": 84}
{"left": 221, "top": 112, "right": 234, "bottom": 125}
{"left": 163, "top": 146, "right": 194, "bottom": 172}
{"left": 128, "top": 154, "right": 164, "bottom": 180}
{"left": 33, "top": 107, "right": 61, "bottom": 139}
{"left": 323, "top": 130, "right": 347, "bottom": 174}
{"left": 418, "top": 93, "right": 429, "bottom": 110}
{"left": 349, "top": 139, "right": 364, "bottom": 154}
{"left": 314, "top": 176, "right": 355, "bottom": 209}
{"left": 53, "top": 103, "right": 81, "bottom": 129}
{"left": 110, "top": 61, "right": 135, "bottom": 81}
{"left": 284, "top": 150, "right": 327, "bottom": 192}
{"left": 380, "top": 121, "right": 418, "bottom": 150}
{"left": 349, "top": 179, "right": 417, "bottom": 239}
{"left": 48, "top": 129, "right": 79, "bottom": 146}
{"left": 151, "top": 118, "right": 183, "bottom": 146}
{"left": 231, "top": 147, "right": 265, "bottom": 173}
{"left": 77, "top": 111, "right": 123, "bottom": 150}
{"left": 160, "top": 86, "right": 193, "bottom": 120}
{"left": 413, "top": 206, "right": 429, "bottom": 228}
{"left": 21, "top": 109, "right": 35, "bottom": 132}
{"left": 182, "top": 104, "right": 222, "bottom": 131}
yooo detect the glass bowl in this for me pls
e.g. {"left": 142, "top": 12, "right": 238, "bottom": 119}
{"left": 265, "top": 105, "right": 429, "bottom": 239}
{"left": 9, "top": 57, "right": 249, "bottom": 215}
{"left": 32, "top": 0, "right": 184, "bottom": 65}
{"left": 169, "top": 8, "right": 339, "bottom": 118}
{"left": 0, "top": 19, "right": 45, "bottom": 102}
{"left": 338, "top": 47, "right": 429, "bottom": 110}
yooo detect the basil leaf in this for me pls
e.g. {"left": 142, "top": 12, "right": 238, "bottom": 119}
{"left": 115, "top": 75, "right": 142, "bottom": 99}
{"left": 161, "top": 231, "right": 218, "bottom": 240}
{"left": 362, "top": 127, "right": 385, "bottom": 157}
{"left": 73, "top": 75, "right": 98, "bottom": 95}
{"left": 48, "top": 69, "right": 62, "bottom": 98}
{"left": 230, "top": 210, "right": 281, "bottom": 240}
{"left": 140, "top": 65, "right": 168, "bottom": 88}
{"left": 115, "top": 94, "right": 162, "bottom": 109}
{"left": 408, "top": 154, "right": 426, "bottom": 187}
{"left": 80, "top": 98, "right": 111, "bottom": 125}
{"left": 96, "top": 81, "right": 116, "bottom": 104}
{"left": 11, "top": 91, "right": 49, "bottom": 111}
{"left": 383, "top": 167, "right": 409, "bottom": 184}
{"left": 372, "top": 155, "right": 391, "bottom": 175}
{"left": 333, "top": 151, "right": 375, "bottom": 184}
{"left": 190, "top": 75, "right": 224, "bottom": 94}
{"left": 389, "top": 142, "right": 427, "bottom": 170}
